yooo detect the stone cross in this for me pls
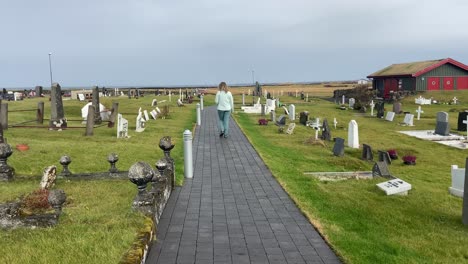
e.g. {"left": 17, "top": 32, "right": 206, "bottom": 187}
{"left": 342, "top": 95, "right": 345, "bottom": 105}
{"left": 333, "top": 118, "right": 337, "bottom": 129}
{"left": 370, "top": 100, "right": 375, "bottom": 116}
{"left": 463, "top": 116, "right": 468, "bottom": 136}
{"left": 416, "top": 106, "right": 424, "bottom": 120}
{"left": 453, "top": 97, "right": 458, "bottom": 105}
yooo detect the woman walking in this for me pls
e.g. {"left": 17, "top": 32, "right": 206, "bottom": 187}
{"left": 215, "top": 82, "right": 234, "bottom": 138}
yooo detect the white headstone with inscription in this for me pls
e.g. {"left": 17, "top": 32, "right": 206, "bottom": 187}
{"left": 376, "top": 178, "right": 412, "bottom": 195}
{"left": 348, "top": 120, "right": 359, "bottom": 148}
{"left": 385, "top": 112, "right": 395, "bottom": 122}
{"left": 117, "top": 114, "right": 129, "bottom": 138}
{"left": 288, "top": 104, "right": 295, "bottom": 120}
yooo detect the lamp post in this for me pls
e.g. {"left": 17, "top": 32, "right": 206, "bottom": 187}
{"left": 48, "top": 52, "right": 53, "bottom": 88}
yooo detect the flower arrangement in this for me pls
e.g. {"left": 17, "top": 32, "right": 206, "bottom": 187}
{"left": 258, "top": 119, "right": 268, "bottom": 125}
{"left": 402, "top": 155, "right": 416, "bottom": 165}
{"left": 387, "top": 149, "right": 398, "bottom": 160}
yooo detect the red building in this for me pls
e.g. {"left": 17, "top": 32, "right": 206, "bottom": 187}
{"left": 367, "top": 58, "right": 468, "bottom": 98}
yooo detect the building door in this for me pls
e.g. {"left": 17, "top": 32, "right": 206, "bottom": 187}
{"left": 384, "top": 79, "right": 398, "bottom": 97}
{"left": 457, "top": 77, "right": 468, "bottom": 90}
{"left": 443, "top": 77, "right": 454, "bottom": 90}
{"left": 427, "top": 77, "right": 440, "bottom": 90}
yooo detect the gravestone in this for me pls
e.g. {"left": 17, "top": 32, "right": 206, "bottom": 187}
{"left": 457, "top": 111, "right": 468, "bottom": 131}
{"left": 349, "top": 98, "right": 355, "bottom": 109}
{"left": 286, "top": 123, "right": 296, "bottom": 135}
{"left": 385, "top": 112, "right": 395, "bottom": 122}
{"left": 276, "top": 115, "right": 286, "bottom": 126}
{"left": 92, "top": 86, "right": 102, "bottom": 124}
{"left": 376, "top": 178, "right": 412, "bottom": 195}
{"left": 347, "top": 120, "right": 359, "bottom": 148}
{"left": 49, "top": 83, "right": 67, "bottom": 129}
{"left": 117, "top": 114, "right": 129, "bottom": 138}
{"left": 151, "top": 99, "right": 158, "bottom": 107}
{"left": 136, "top": 111, "right": 146, "bottom": 132}
{"left": 362, "top": 144, "right": 373, "bottom": 161}
{"left": 393, "top": 102, "right": 402, "bottom": 114}
{"left": 143, "top": 110, "right": 149, "bottom": 121}
{"left": 376, "top": 101, "right": 385, "bottom": 118}
{"left": 402, "top": 114, "right": 414, "bottom": 126}
{"left": 150, "top": 110, "right": 158, "bottom": 120}
{"left": 372, "top": 162, "right": 391, "bottom": 177}
{"left": 450, "top": 164, "right": 465, "bottom": 197}
{"left": 35, "top": 86, "right": 43, "bottom": 97}
{"left": 261, "top": 104, "right": 265, "bottom": 116}
{"left": 321, "top": 119, "right": 331, "bottom": 141}
{"left": 435, "top": 111, "right": 450, "bottom": 136}
{"left": 288, "top": 104, "right": 295, "bottom": 120}
{"left": 369, "top": 100, "right": 375, "bottom": 116}
{"left": 378, "top": 150, "right": 392, "bottom": 165}
{"left": 270, "top": 110, "right": 276, "bottom": 122}
{"left": 332, "top": 137, "right": 345, "bottom": 157}
{"left": 282, "top": 106, "right": 289, "bottom": 116}
{"left": 299, "top": 111, "right": 309, "bottom": 125}
{"left": 416, "top": 106, "right": 424, "bottom": 120}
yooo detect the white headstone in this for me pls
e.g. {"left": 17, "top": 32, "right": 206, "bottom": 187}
{"left": 136, "top": 112, "right": 146, "bottom": 132}
{"left": 348, "top": 120, "right": 359, "bottom": 148}
{"left": 150, "top": 110, "right": 158, "bottom": 120}
{"left": 376, "top": 178, "right": 412, "bottom": 195}
{"left": 370, "top": 100, "right": 375, "bottom": 116}
{"left": 452, "top": 97, "right": 458, "bottom": 104}
{"left": 342, "top": 95, "right": 345, "bottom": 105}
{"left": 288, "top": 104, "right": 295, "bottom": 120}
{"left": 78, "top": 94, "right": 85, "bottom": 101}
{"left": 385, "top": 112, "right": 395, "bottom": 122}
{"left": 349, "top": 98, "right": 355, "bottom": 109}
{"left": 415, "top": 106, "right": 424, "bottom": 120}
{"left": 151, "top": 99, "right": 157, "bottom": 106}
{"left": 449, "top": 165, "right": 465, "bottom": 197}
{"left": 117, "top": 114, "right": 129, "bottom": 138}
{"left": 143, "top": 110, "right": 150, "bottom": 121}
{"left": 403, "top": 114, "right": 414, "bottom": 126}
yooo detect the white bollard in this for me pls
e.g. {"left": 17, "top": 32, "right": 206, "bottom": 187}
{"left": 196, "top": 103, "right": 201, "bottom": 126}
{"left": 183, "top": 130, "right": 193, "bottom": 179}
{"left": 200, "top": 95, "right": 204, "bottom": 111}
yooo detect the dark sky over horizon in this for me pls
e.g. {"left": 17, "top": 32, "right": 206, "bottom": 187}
{"left": 2, "top": 0, "right": 468, "bottom": 88}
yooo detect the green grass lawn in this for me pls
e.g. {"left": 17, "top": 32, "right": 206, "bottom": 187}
{"left": 0, "top": 94, "right": 200, "bottom": 263}
{"left": 232, "top": 91, "right": 468, "bottom": 264}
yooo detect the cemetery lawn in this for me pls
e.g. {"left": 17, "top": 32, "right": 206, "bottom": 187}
{"left": 232, "top": 91, "right": 468, "bottom": 264}
{"left": 0, "top": 95, "right": 197, "bottom": 263}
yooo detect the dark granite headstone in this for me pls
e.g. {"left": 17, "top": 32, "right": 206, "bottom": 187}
{"left": 393, "top": 102, "right": 402, "bottom": 114}
{"left": 35, "top": 86, "right": 43, "bottom": 97}
{"left": 457, "top": 112, "right": 468, "bottom": 131}
{"left": 299, "top": 111, "right": 309, "bottom": 125}
{"left": 321, "top": 119, "right": 331, "bottom": 141}
{"left": 92, "top": 86, "right": 102, "bottom": 124}
{"left": 376, "top": 101, "right": 385, "bottom": 118}
{"left": 378, "top": 150, "right": 391, "bottom": 165}
{"left": 362, "top": 144, "right": 373, "bottom": 161}
{"left": 437, "top": 111, "right": 449, "bottom": 122}
{"left": 372, "top": 162, "right": 391, "bottom": 178}
{"left": 332, "top": 137, "right": 345, "bottom": 157}
{"left": 49, "top": 83, "right": 67, "bottom": 129}
{"left": 275, "top": 115, "right": 286, "bottom": 126}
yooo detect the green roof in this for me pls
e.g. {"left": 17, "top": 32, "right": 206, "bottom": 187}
{"left": 368, "top": 59, "right": 445, "bottom": 77}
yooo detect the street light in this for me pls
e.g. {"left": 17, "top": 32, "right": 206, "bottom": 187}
{"left": 48, "top": 52, "right": 53, "bottom": 88}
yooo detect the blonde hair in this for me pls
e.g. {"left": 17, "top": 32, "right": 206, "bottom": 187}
{"left": 218, "top": 82, "right": 228, "bottom": 92}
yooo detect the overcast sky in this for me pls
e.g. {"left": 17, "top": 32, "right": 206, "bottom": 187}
{"left": 2, "top": 0, "right": 468, "bottom": 88}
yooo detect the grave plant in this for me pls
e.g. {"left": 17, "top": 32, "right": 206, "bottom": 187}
{"left": 402, "top": 155, "right": 417, "bottom": 165}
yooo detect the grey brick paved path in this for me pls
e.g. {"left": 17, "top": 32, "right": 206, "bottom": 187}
{"left": 146, "top": 106, "right": 341, "bottom": 264}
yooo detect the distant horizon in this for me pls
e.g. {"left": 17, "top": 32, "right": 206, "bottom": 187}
{"left": 2, "top": 79, "right": 363, "bottom": 91}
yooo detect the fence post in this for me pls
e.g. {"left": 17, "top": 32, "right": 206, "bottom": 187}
{"left": 0, "top": 103, "right": 8, "bottom": 130}
{"left": 37, "top": 101, "right": 44, "bottom": 124}
{"left": 183, "top": 130, "right": 193, "bottom": 179}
